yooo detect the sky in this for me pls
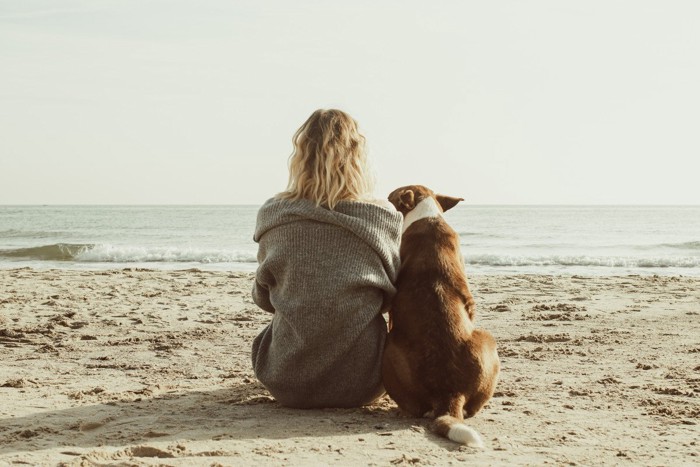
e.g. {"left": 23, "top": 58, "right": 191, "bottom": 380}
{"left": 1, "top": 0, "right": 699, "bottom": 205}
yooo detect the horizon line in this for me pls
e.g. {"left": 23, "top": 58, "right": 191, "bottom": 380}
{"left": 2, "top": 203, "right": 700, "bottom": 208}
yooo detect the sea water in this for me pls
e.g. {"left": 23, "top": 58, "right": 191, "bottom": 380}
{"left": 1, "top": 205, "right": 699, "bottom": 276}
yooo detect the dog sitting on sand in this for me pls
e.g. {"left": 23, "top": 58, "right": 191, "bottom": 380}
{"left": 382, "top": 185, "right": 500, "bottom": 448}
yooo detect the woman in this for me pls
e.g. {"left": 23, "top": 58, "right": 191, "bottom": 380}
{"left": 251, "top": 109, "right": 402, "bottom": 408}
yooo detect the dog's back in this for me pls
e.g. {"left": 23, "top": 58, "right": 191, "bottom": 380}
{"left": 393, "top": 214, "right": 475, "bottom": 326}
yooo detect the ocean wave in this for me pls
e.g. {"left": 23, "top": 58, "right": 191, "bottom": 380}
{"left": 657, "top": 241, "right": 700, "bottom": 250}
{"left": 457, "top": 231, "right": 502, "bottom": 238}
{"left": 465, "top": 254, "right": 700, "bottom": 269}
{"left": 0, "top": 243, "right": 257, "bottom": 263}
{"left": 2, "top": 244, "right": 698, "bottom": 270}
{"left": 0, "top": 243, "right": 92, "bottom": 261}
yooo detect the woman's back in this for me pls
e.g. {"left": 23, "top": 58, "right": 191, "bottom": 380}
{"left": 251, "top": 197, "right": 401, "bottom": 408}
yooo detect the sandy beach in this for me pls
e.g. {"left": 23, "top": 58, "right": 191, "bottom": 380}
{"left": 0, "top": 268, "right": 698, "bottom": 466}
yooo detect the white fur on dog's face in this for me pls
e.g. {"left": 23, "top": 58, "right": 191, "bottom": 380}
{"left": 402, "top": 196, "right": 442, "bottom": 233}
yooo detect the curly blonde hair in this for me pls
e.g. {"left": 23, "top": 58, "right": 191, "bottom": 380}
{"left": 277, "top": 109, "right": 374, "bottom": 210}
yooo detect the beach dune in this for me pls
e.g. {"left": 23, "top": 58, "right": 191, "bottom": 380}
{"left": 1, "top": 269, "right": 698, "bottom": 465}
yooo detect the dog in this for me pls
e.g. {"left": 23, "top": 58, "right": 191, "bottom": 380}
{"left": 382, "top": 185, "right": 500, "bottom": 448}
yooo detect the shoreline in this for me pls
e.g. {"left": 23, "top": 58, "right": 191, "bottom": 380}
{"left": 2, "top": 263, "right": 699, "bottom": 278}
{"left": 1, "top": 268, "right": 698, "bottom": 465}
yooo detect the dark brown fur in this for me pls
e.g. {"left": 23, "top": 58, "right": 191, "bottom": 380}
{"left": 382, "top": 185, "right": 500, "bottom": 444}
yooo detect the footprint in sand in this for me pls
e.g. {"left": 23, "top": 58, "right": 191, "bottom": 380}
{"left": 79, "top": 421, "right": 106, "bottom": 432}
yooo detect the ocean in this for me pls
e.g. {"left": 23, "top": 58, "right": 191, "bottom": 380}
{"left": 1, "top": 205, "right": 699, "bottom": 276}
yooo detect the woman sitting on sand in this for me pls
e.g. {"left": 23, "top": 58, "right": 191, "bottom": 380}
{"left": 251, "top": 108, "right": 402, "bottom": 408}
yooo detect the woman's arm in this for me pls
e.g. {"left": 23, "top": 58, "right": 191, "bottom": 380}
{"left": 252, "top": 279, "right": 275, "bottom": 313}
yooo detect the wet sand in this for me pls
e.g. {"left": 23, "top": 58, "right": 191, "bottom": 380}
{"left": 1, "top": 268, "right": 698, "bottom": 465}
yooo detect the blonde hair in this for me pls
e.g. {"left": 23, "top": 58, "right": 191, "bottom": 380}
{"left": 277, "top": 109, "right": 374, "bottom": 210}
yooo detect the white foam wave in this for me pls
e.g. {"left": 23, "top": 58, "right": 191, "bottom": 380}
{"left": 20, "top": 244, "right": 697, "bottom": 269}
{"left": 74, "top": 244, "right": 257, "bottom": 263}
{"left": 466, "top": 254, "right": 700, "bottom": 269}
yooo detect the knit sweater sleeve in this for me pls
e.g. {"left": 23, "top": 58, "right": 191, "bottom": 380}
{"left": 252, "top": 239, "right": 275, "bottom": 313}
{"left": 252, "top": 279, "right": 274, "bottom": 313}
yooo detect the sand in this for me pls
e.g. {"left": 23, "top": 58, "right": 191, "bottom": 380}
{"left": 0, "top": 268, "right": 698, "bottom": 466}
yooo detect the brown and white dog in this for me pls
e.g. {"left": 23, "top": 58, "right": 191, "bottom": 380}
{"left": 382, "top": 185, "right": 500, "bottom": 447}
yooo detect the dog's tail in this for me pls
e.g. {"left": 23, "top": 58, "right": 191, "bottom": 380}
{"left": 430, "top": 415, "right": 484, "bottom": 448}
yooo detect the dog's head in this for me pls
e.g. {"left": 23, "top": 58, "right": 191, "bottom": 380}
{"left": 388, "top": 185, "right": 464, "bottom": 216}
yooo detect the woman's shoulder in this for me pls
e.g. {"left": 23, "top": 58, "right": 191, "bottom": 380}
{"left": 338, "top": 199, "right": 403, "bottom": 240}
{"left": 360, "top": 198, "right": 397, "bottom": 212}
{"left": 337, "top": 199, "right": 402, "bottom": 226}
{"left": 255, "top": 196, "right": 402, "bottom": 238}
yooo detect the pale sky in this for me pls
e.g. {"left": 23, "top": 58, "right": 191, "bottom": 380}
{"left": 1, "top": 0, "right": 699, "bottom": 205}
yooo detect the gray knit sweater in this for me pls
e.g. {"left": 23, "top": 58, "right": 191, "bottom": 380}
{"left": 251, "top": 197, "right": 402, "bottom": 408}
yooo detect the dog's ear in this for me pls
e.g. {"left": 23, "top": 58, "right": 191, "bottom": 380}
{"left": 398, "top": 189, "right": 416, "bottom": 211}
{"left": 435, "top": 194, "right": 464, "bottom": 212}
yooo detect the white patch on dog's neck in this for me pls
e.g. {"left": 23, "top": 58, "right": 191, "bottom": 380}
{"left": 402, "top": 197, "right": 442, "bottom": 233}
